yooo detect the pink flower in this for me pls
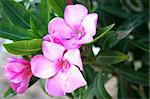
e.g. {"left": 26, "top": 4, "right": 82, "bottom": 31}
{"left": 31, "top": 41, "right": 87, "bottom": 96}
{"left": 48, "top": 4, "right": 98, "bottom": 49}
{"left": 43, "top": 34, "right": 63, "bottom": 46}
{"left": 4, "top": 57, "right": 32, "bottom": 93}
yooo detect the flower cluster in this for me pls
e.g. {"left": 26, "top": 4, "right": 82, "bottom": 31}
{"left": 4, "top": 4, "right": 98, "bottom": 96}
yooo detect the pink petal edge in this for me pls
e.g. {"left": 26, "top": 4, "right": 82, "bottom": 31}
{"left": 64, "top": 4, "right": 88, "bottom": 30}
{"left": 64, "top": 49, "right": 83, "bottom": 70}
{"left": 65, "top": 65, "right": 87, "bottom": 93}
{"left": 42, "top": 41, "right": 65, "bottom": 61}
{"left": 81, "top": 13, "right": 98, "bottom": 36}
{"left": 31, "top": 55, "right": 57, "bottom": 79}
{"left": 48, "top": 17, "right": 73, "bottom": 39}
{"left": 45, "top": 71, "right": 66, "bottom": 96}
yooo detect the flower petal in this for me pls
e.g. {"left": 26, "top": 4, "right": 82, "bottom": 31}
{"left": 31, "top": 55, "right": 57, "bottom": 79}
{"left": 48, "top": 17, "right": 73, "bottom": 39}
{"left": 43, "top": 34, "right": 53, "bottom": 42}
{"left": 5, "top": 62, "right": 26, "bottom": 73}
{"left": 10, "top": 73, "right": 23, "bottom": 83}
{"left": 10, "top": 74, "right": 31, "bottom": 93}
{"left": 42, "top": 41, "right": 65, "bottom": 61}
{"left": 65, "top": 65, "right": 87, "bottom": 93}
{"left": 78, "top": 33, "right": 93, "bottom": 44}
{"left": 10, "top": 82, "right": 27, "bottom": 94}
{"left": 10, "top": 68, "right": 32, "bottom": 93}
{"left": 4, "top": 70, "right": 16, "bottom": 80}
{"left": 64, "top": 4, "right": 88, "bottom": 29}
{"left": 62, "top": 38, "right": 80, "bottom": 49}
{"left": 8, "top": 57, "right": 30, "bottom": 65}
{"left": 45, "top": 71, "right": 66, "bottom": 96}
{"left": 64, "top": 49, "right": 83, "bottom": 70}
{"left": 81, "top": 13, "right": 98, "bottom": 36}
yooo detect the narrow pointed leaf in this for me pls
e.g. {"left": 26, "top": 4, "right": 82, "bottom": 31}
{"left": 0, "top": 0, "right": 30, "bottom": 28}
{"left": 41, "top": 0, "right": 50, "bottom": 26}
{"left": 30, "top": 14, "right": 46, "bottom": 36}
{"left": 0, "top": 22, "right": 33, "bottom": 41}
{"left": 94, "top": 71, "right": 111, "bottom": 99}
{"left": 89, "top": 23, "right": 115, "bottom": 44}
{"left": 40, "top": 79, "right": 46, "bottom": 92}
{"left": 55, "top": 0, "right": 67, "bottom": 11}
{"left": 84, "top": 84, "right": 95, "bottom": 99}
{"left": 3, "top": 87, "right": 16, "bottom": 98}
{"left": 49, "top": 0, "right": 64, "bottom": 17}
{"left": 129, "top": 39, "right": 150, "bottom": 53}
{"left": 102, "top": 31, "right": 119, "bottom": 48}
{"left": 117, "top": 12, "right": 148, "bottom": 40}
{"left": 96, "top": 49, "right": 128, "bottom": 65}
{"left": 29, "top": 76, "right": 39, "bottom": 87}
{"left": 84, "top": 65, "right": 96, "bottom": 84}
{"left": 101, "top": 5, "right": 130, "bottom": 19}
{"left": 30, "top": 16, "right": 44, "bottom": 38}
{"left": 118, "top": 77, "right": 128, "bottom": 99}
{"left": 4, "top": 39, "right": 42, "bottom": 55}
{"left": 116, "top": 67, "right": 149, "bottom": 86}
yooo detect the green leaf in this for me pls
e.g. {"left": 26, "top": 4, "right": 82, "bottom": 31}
{"left": 116, "top": 67, "right": 149, "bottom": 86}
{"left": 3, "top": 87, "right": 16, "bottom": 98}
{"left": 118, "top": 77, "right": 128, "bottom": 99}
{"left": 30, "top": 15, "right": 43, "bottom": 37}
{"left": 4, "top": 39, "right": 42, "bottom": 55}
{"left": 74, "top": 87, "right": 85, "bottom": 99}
{"left": 84, "top": 65, "right": 96, "bottom": 84}
{"left": 102, "top": 31, "right": 119, "bottom": 48}
{"left": 0, "top": 0, "right": 30, "bottom": 28}
{"left": 41, "top": 0, "right": 50, "bottom": 26}
{"left": 100, "top": 5, "right": 130, "bottom": 19}
{"left": 84, "top": 84, "right": 95, "bottom": 99}
{"left": 30, "top": 13, "right": 46, "bottom": 36}
{"left": 95, "top": 49, "right": 128, "bottom": 65}
{"left": 30, "top": 17, "right": 40, "bottom": 37}
{"left": 29, "top": 76, "right": 39, "bottom": 87}
{"left": 55, "top": 0, "right": 67, "bottom": 12}
{"left": 117, "top": 12, "right": 148, "bottom": 40}
{"left": 94, "top": 71, "right": 111, "bottom": 99}
{"left": 129, "top": 39, "right": 150, "bottom": 53}
{"left": 0, "top": 22, "right": 33, "bottom": 41}
{"left": 49, "top": 0, "right": 64, "bottom": 17}
{"left": 89, "top": 23, "right": 115, "bottom": 44}
{"left": 39, "top": 79, "right": 46, "bottom": 92}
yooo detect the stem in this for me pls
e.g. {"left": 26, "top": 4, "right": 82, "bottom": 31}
{"left": 68, "top": 0, "right": 72, "bottom": 5}
{"left": 82, "top": 23, "right": 115, "bottom": 47}
{"left": 90, "top": 23, "right": 115, "bottom": 44}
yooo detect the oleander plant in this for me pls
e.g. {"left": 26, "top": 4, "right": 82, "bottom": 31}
{"left": 0, "top": 0, "right": 149, "bottom": 99}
